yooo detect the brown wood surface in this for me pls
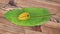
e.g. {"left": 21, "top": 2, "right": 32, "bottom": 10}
{"left": 46, "top": 0, "right": 60, "bottom": 3}
{"left": 42, "top": 21, "right": 60, "bottom": 29}
{"left": 41, "top": 25, "right": 60, "bottom": 34}
{"left": 0, "top": 0, "right": 60, "bottom": 34}
{"left": 14, "top": 0, "right": 60, "bottom": 15}
{"left": 0, "top": 0, "right": 9, "bottom": 4}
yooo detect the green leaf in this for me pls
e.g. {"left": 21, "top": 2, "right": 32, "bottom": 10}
{"left": 4, "top": 7, "right": 50, "bottom": 26}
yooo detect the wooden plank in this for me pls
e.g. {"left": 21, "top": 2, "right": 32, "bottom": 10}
{"left": 41, "top": 25, "right": 60, "bottom": 34}
{"left": 0, "top": 22, "right": 45, "bottom": 34}
{"left": 0, "top": 0, "right": 60, "bottom": 34}
{"left": 14, "top": 0, "right": 60, "bottom": 9}
{"left": 25, "top": 29, "right": 46, "bottom": 34}
{"left": 42, "top": 21, "right": 60, "bottom": 29}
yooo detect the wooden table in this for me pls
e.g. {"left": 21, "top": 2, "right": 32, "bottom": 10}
{"left": 0, "top": 0, "right": 60, "bottom": 34}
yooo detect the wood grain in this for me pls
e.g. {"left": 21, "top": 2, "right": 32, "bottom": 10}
{"left": 46, "top": 0, "right": 60, "bottom": 3}
{"left": 0, "top": 17, "right": 44, "bottom": 34}
{"left": 41, "top": 25, "right": 60, "bottom": 34}
{"left": 0, "top": 0, "right": 9, "bottom": 4}
{"left": 0, "top": 0, "right": 60, "bottom": 34}
{"left": 14, "top": 0, "right": 60, "bottom": 15}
